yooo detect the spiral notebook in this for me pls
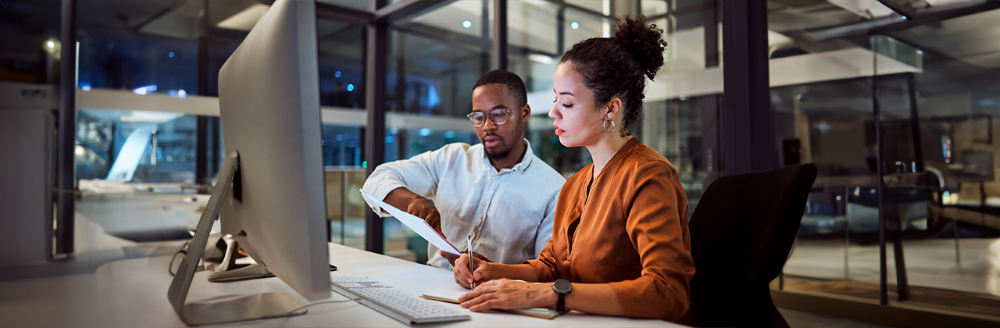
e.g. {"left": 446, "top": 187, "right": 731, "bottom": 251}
{"left": 420, "top": 285, "right": 566, "bottom": 320}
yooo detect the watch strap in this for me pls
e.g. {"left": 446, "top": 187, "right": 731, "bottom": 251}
{"left": 557, "top": 293, "right": 566, "bottom": 312}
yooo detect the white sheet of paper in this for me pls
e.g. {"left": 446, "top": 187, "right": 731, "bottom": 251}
{"left": 359, "top": 189, "right": 462, "bottom": 255}
{"left": 420, "top": 284, "right": 470, "bottom": 302}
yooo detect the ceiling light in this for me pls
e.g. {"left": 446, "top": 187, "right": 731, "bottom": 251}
{"left": 217, "top": 4, "right": 270, "bottom": 31}
{"left": 528, "top": 54, "right": 553, "bottom": 64}
{"left": 120, "top": 111, "right": 184, "bottom": 123}
{"left": 463, "top": 20, "right": 472, "bottom": 28}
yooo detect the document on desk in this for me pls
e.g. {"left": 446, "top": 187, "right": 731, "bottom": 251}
{"left": 359, "top": 189, "right": 462, "bottom": 255}
{"left": 421, "top": 285, "right": 566, "bottom": 320}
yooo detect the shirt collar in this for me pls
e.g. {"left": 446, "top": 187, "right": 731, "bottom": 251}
{"left": 481, "top": 139, "right": 534, "bottom": 174}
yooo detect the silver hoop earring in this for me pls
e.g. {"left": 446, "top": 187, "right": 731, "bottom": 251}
{"left": 603, "top": 119, "right": 615, "bottom": 133}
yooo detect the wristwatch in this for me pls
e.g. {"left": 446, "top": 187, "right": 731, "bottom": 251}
{"left": 551, "top": 279, "right": 572, "bottom": 312}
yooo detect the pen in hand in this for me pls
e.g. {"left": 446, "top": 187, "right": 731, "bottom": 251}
{"left": 467, "top": 235, "right": 475, "bottom": 289}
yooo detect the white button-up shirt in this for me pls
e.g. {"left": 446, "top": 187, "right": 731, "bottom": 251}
{"left": 362, "top": 140, "right": 565, "bottom": 270}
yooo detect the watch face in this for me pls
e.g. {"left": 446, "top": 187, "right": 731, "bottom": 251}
{"left": 553, "top": 279, "right": 572, "bottom": 293}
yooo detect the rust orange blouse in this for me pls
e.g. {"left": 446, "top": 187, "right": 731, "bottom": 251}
{"left": 525, "top": 138, "right": 696, "bottom": 322}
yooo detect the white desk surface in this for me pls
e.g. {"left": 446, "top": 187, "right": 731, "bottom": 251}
{"left": 1, "top": 243, "right": 683, "bottom": 328}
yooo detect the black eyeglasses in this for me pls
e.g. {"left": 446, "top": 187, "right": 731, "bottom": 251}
{"left": 466, "top": 109, "right": 511, "bottom": 127}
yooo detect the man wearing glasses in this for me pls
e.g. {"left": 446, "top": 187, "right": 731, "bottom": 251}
{"left": 362, "top": 70, "right": 565, "bottom": 270}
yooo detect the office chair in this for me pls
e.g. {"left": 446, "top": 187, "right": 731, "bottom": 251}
{"left": 687, "top": 163, "right": 817, "bottom": 327}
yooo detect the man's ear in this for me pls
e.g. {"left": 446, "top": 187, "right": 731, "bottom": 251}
{"left": 521, "top": 104, "right": 531, "bottom": 120}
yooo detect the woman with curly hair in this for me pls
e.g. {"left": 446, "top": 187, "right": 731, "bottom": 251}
{"left": 452, "top": 14, "right": 696, "bottom": 323}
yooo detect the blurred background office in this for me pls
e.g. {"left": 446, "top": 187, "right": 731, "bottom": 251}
{"left": 1, "top": 0, "right": 999, "bottom": 326}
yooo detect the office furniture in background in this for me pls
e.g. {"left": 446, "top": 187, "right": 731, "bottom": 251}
{"left": 688, "top": 163, "right": 818, "bottom": 327}
{"left": 0, "top": 82, "right": 57, "bottom": 268}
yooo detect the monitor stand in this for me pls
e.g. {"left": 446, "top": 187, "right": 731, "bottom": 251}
{"left": 167, "top": 151, "right": 306, "bottom": 326}
{"left": 208, "top": 264, "right": 274, "bottom": 283}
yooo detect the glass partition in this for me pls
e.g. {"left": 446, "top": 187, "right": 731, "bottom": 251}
{"left": 318, "top": 17, "right": 365, "bottom": 108}
{"left": 768, "top": 0, "right": 1000, "bottom": 317}
{"left": 371, "top": 0, "right": 490, "bottom": 262}
{"left": 0, "top": 1, "right": 61, "bottom": 84}
{"left": 870, "top": 10, "right": 1000, "bottom": 314}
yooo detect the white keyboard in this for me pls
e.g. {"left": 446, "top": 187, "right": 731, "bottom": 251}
{"left": 330, "top": 276, "right": 470, "bottom": 325}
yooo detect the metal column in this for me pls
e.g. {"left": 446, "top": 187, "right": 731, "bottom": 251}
{"left": 56, "top": 0, "right": 78, "bottom": 256}
{"left": 195, "top": 0, "right": 210, "bottom": 186}
{"left": 492, "top": 0, "right": 508, "bottom": 70}
{"left": 873, "top": 46, "right": 889, "bottom": 306}
{"left": 364, "top": 0, "right": 388, "bottom": 254}
{"left": 720, "top": 0, "right": 773, "bottom": 175}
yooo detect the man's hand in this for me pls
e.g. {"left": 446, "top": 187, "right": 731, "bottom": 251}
{"left": 441, "top": 250, "right": 491, "bottom": 267}
{"left": 384, "top": 188, "right": 444, "bottom": 238}
{"left": 406, "top": 196, "right": 443, "bottom": 237}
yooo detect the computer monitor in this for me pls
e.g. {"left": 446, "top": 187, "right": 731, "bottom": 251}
{"left": 167, "top": 0, "right": 330, "bottom": 325}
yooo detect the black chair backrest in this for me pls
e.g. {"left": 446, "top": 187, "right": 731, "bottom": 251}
{"left": 688, "top": 163, "right": 817, "bottom": 327}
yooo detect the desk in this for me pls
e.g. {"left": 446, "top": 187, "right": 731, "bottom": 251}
{"left": 1, "top": 243, "right": 683, "bottom": 328}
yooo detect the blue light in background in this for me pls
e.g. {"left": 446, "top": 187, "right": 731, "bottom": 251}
{"left": 445, "top": 131, "right": 455, "bottom": 138}
{"left": 133, "top": 85, "right": 157, "bottom": 95}
{"left": 427, "top": 85, "right": 440, "bottom": 108}
{"left": 335, "top": 71, "right": 341, "bottom": 78}
{"left": 168, "top": 51, "right": 174, "bottom": 58}
{"left": 463, "top": 20, "right": 472, "bottom": 28}
{"left": 386, "top": 136, "right": 394, "bottom": 143}
{"left": 347, "top": 84, "right": 355, "bottom": 91}
{"left": 419, "top": 128, "right": 432, "bottom": 137}
{"left": 168, "top": 89, "right": 187, "bottom": 98}
{"left": 79, "top": 82, "right": 91, "bottom": 91}
{"left": 571, "top": 22, "right": 579, "bottom": 29}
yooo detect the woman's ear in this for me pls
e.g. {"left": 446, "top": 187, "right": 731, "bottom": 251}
{"left": 606, "top": 97, "right": 622, "bottom": 120}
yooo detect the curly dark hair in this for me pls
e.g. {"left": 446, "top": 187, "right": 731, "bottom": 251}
{"left": 560, "top": 14, "right": 666, "bottom": 137}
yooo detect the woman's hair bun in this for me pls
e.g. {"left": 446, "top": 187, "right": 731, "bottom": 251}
{"left": 610, "top": 14, "right": 666, "bottom": 80}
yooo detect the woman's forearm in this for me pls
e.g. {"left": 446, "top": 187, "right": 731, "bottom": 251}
{"left": 560, "top": 283, "right": 625, "bottom": 316}
{"left": 487, "top": 263, "right": 538, "bottom": 282}
{"left": 460, "top": 280, "right": 626, "bottom": 317}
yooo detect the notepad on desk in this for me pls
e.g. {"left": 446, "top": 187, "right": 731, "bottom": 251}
{"left": 421, "top": 285, "right": 566, "bottom": 320}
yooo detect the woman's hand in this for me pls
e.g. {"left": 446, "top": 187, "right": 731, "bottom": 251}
{"left": 440, "top": 250, "right": 491, "bottom": 268}
{"left": 453, "top": 253, "right": 492, "bottom": 288}
{"left": 457, "top": 279, "right": 557, "bottom": 312}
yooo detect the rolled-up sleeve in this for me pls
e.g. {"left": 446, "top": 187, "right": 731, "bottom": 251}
{"left": 607, "top": 162, "right": 695, "bottom": 322}
{"left": 361, "top": 144, "right": 457, "bottom": 216}
{"left": 525, "top": 249, "right": 559, "bottom": 282}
